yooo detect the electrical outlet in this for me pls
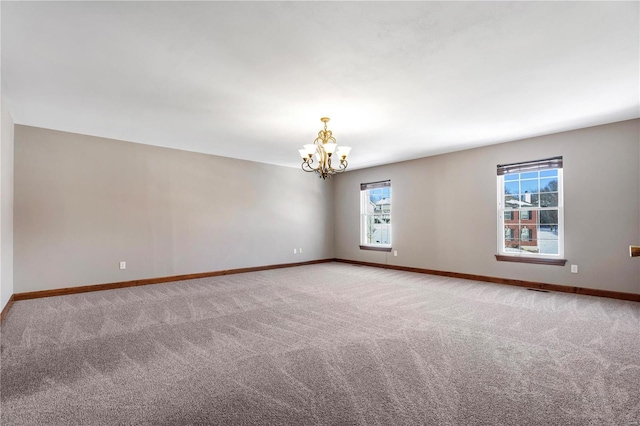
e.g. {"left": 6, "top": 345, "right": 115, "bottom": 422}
{"left": 571, "top": 264, "right": 578, "bottom": 273}
{"left": 299, "top": 248, "right": 303, "bottom": 254}
{"left": 293, "top": 248, "right": 297, "bottom": 254}
{"left": 394, "top": 250, "right": 398, "bottom": 257}
{"left": 119, "top": 261, "right": 126, "bottom": 270}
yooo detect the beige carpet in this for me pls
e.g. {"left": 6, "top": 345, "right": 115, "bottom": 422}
{"left": 1, "top": 263, "right": 639, "bottom": 425}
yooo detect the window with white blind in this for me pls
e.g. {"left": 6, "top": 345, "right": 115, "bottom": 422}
{"left": 497, "top": 157, "right": 565, "bottom": 264}
{"left": 360, "top": 180, "right": 391, "bottom": 251}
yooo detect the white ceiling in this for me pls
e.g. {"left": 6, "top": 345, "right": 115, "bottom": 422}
{"left": 2, "top": 1, "right": 638, "bottom": 170}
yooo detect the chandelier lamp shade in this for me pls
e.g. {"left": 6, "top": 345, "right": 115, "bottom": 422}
{"left": 298, "top": 117, "right": 352, "bottom": 179}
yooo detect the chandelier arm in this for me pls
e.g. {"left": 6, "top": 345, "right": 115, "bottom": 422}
{"left": 301, "top": 159, "right": 316, "bottom": 173}
{"left": 336, "top": 160, "right": 348, "bottom": 172}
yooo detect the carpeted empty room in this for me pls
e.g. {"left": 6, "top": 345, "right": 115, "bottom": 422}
{"left": 2, "top": 3, "right": 640, "bottom": 425}
{"left": 1, "top": 263, "right": 639, "bottom": 425}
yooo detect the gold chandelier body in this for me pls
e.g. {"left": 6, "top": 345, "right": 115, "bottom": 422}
{"left": 299, "top": 117, "right": 351, "bottom": 180}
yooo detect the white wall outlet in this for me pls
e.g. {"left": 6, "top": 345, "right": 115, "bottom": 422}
{"left": 394, "top": 250, "right": 398, "bottom": 257}
{"left": 571, "top": 264, "right": 578, "bottom": 273}
{"left": 293, "top": 248, "right": 297, "bottom": 254}
{"left": 119, "top": 261, "right": 126, "bottom": 270}
{"left": 299, "top": 248, "right": 302, "bottom": 254}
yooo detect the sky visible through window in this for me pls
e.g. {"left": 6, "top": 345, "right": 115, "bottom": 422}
{"left": 504, "top": 170, "right": 558, "bottom": 195}
{"left": 369, "top": 187, "right": 391, "bottom": 203}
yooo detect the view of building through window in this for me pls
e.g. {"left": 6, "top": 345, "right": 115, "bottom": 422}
{"left": 498, "top": 158, "right": 563, "bottom": 256}
{"left": 360, "top": 181, "right": 391, "bottom": 247}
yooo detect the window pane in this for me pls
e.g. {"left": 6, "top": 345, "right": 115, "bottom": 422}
{"left": 520, "top": 180, "right": 539, "bottom": 194}
{"left": 538, "top": 238, "right": 559, "bottom": 255}
{"left": 537, "top": 225, "right": 558, "bottom": 240}
{"left": 521, "top": 193, "right": 539, "bottom": 207}
{"left": 518, "top": 224, "right": 539, "bottom": 253}
{"left": 540, "top": 170, "right": 558, "bottom": 178}
{"left": 505, "top": 173, "right": 519, "bottom": 181}
{"left": 521, "top": 210, "right": 531, "bottom": 220}
{"left": 540, "top": 193, "right": 558, "bottom": 207}
{"left": 374, "top": 198, "right": 391, "bottom": 213}
{"left": 374, "top": 223, "right": 391, "bottom": 244}
{"left": 504, "top": 237, "right": 520, "bottom": 252}
{"left": 505, "top": 195, "right": 520, "bottom": 209}
{"left": 521, "top": 172, "right": 538, "bottom": 179}
{"left": 538, "top": 211, "right": 559, "bottom": 252}
{"left": 368, "top": 187, "right": 391, "bottom": 204}
{"left": 540, "top": 178, "right": 558, "bottom": 192}
{"left": 520, "top": 240, "right": 539, "bottom": 254}
{"left": 519, "top": 225, "right": 532, "bottom": 241}
{"left": 539, "top": 210, "right": 558, "bottom": 225}
{"left": 504, "top": 181, "right": 519, "bottom": 195}
{"left": 363, "top": 215, "right": 377, "bottom": 245}
{"left": 504, "top": 226, "right": 516, "bottom": 240}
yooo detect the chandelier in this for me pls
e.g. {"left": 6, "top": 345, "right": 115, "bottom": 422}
{"left": 298, "top": 117, "right": 352, "bottom": 179}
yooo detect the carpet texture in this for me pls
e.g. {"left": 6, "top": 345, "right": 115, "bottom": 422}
{"left": 1, "top": 263, "right": 639, "bottom": 425}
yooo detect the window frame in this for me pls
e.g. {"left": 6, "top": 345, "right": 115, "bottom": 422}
{"left": 496, "top": 160, "right": 565, "bottom": 264}
{"left": 360, "top": 180, "right": 392, "bottom": 251}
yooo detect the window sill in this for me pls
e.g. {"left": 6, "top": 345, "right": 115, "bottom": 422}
{"left": 360, "top": 245, "right": 392, "bottom": 252}
{"left": 495, "top": 254, "right": 567, "bottom": 266}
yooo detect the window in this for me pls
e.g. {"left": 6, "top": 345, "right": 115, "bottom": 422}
{"left": 360, "top": 180, "right": 391, "bottom": 250}
{"left": 497, "top": 157, "right": 565, "bottom": 263}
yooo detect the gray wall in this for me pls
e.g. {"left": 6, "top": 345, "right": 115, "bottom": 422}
{"left": 14, "top": 125, "right": 334, "bottom": 293}
{"left": 12, "top": 120, "right": 640, "bottom": 295}
{"left": 1, "top": 97, "right": 15, "bottom": 310}
{"left": 334, "top": 119, "right": 640, "bottom": 295}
